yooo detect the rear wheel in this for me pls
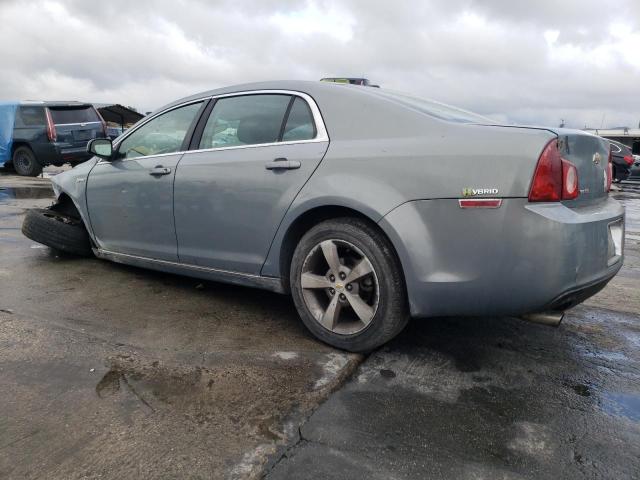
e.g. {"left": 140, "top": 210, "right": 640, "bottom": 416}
{"left": 22, "top": 208, "right": 92, "bottom": 256}
{"left": 290, "top": 218, "right": 408, "bottom": 352}
{"left": 12, "top": 146, "right": 42, "bottom": 177}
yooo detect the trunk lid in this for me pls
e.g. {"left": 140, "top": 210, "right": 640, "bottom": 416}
{"left": 481, "top": 124, "right": 610, "bottom": 206}
{"left": 554, "top": 128, "right": 610, "bottom": 206}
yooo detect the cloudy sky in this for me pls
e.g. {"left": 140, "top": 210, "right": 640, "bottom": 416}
{"left": 0, "top": 0, "right": 638, "bottom": 128}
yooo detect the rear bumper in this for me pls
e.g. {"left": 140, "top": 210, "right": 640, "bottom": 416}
{"left": 379, "top": 197, "right": 625, "bottom": 318}
{"left": 57, "top": 146, "right": 92, "bottom": 163}
{"left": 30, "top": 143, "right": 91, "bottom": 166}
{"left": 545, "top": 267, "right": 618, "bottom": 311}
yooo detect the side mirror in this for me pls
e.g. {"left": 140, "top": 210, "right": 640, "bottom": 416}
{"left": 87, "top": 138, "right": 113, "bottom": 160}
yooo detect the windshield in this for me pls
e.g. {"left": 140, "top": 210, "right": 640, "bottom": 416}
{"left": 373, "top": 90, "right": 497, "bottom": 124}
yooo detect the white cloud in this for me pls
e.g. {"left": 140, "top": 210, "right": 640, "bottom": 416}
{"left": 270, "top": 4, "right": 355, "bottom": 41}
{"left": 0, "top": 0, "right": 637, "bottom": 128}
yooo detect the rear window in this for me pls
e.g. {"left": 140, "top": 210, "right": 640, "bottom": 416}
{"left": 16, "top": 106, "right": 46, "bottom": 126}
{"left": 49, "top": 107, "right": 101, "bottom": 124}
{"left": 373, "top": 90, "right": 496, "bottom": 124}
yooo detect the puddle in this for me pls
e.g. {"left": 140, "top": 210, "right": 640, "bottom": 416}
{"left": 379, "top": 368, "right": 396, "bottom": 379}
{"left": 602, "top": 392, "right": 640, "bottom": 422}
{"left": 0, "top": 186, "right": 53, "bottom": 201}
{"left": 571, "top": 383, "right": 591, "bottom": 397}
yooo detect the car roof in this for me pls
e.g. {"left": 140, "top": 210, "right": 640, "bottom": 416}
{"left": 158, "top": 80, "right": 378, "bottom": 111}
{"left": 19, "top": 101, "right": 94, "bottom": 108}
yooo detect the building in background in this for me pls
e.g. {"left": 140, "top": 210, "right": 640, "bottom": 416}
{"left": 93, "top": 104, "right": 144, "bottom": 139}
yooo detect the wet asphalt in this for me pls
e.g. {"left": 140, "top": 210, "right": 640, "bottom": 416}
{"left": 0, "top": 169, "right": 360, "bottom": 479}
{"left": 1, "top": 169, "right": 639, "bottom": 479}
{"left": 267, "top": 181, "right": 640, "bottom": 480}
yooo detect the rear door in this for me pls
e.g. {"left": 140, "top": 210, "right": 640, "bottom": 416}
{"left": 47, "top": 105, "right": 105, "bottom": 152}
{"left": 174, "top": 92, "right": 329, "bottom": 274}
{"left": 86, "top": 101, "right": 205, "bottom": 261}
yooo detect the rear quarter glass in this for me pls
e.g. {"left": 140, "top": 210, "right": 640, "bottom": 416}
{"left": 16, "top": 106, "right": 46, "bottom": 127}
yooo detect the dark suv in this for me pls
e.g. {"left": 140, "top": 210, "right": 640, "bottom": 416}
{"left": 8, "top": 102, "right": 107, "bottom": 176}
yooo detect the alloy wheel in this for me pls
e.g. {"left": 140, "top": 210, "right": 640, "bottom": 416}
{"left": 300, "top": 239, "right": 379, "bottom": 335}
{"left": 15, "top": 153, "right": 31, "bottom": 171}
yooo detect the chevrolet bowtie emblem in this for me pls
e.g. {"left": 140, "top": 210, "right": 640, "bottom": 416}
{"left": 593, "top": 152, "right": 601, "bottom": 165}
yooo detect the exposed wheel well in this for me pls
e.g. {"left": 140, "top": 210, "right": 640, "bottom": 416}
{"left": 51, "top": 193, "right": 82, "bottom": 219}
{"left": 50, "top": 193, "right": 97, "bottom": 249}
{"left": 279, "top": 205, "right": 405, "bottom": 293}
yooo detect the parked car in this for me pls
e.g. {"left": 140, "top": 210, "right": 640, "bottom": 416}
{"left": 0, "top": 101, "right": 107, "bottom": 176}
{"left": 608, "top": 139, "right": 634, "bottom": 182}
{"left": 105, "top": 125, "right": 125, "bottom": 140}
{"left": 22, "top": 81, "right": 624, "bottom": 351}
{"left": 630, "top": 154, "right": 640, "bottom": 179}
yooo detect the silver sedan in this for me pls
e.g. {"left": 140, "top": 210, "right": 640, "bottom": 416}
{"left": 23, "top": 81, "right": 625, "bottom": 351}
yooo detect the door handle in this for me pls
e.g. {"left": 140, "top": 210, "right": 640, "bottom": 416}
{"left": 265, "top": 158, "right": 301, "bottom": 171}
{"left": 149, "top": 166, "right": 172, "bottom": 176}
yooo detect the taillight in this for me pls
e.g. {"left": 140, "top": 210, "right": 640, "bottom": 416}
{"left": 529, "top": 139, "right": 578, "bottom": 201}
{"left": 529, "top": 139, "right": 580, "bottom": 202}
{"left": 45, "top": 108, "right": 57, "bottom": 142}
{"left": 623, "top": 155, "right": 634, "bottom": 166}
{"left": 605, "top": 149, "right": 613, "bottom": 192}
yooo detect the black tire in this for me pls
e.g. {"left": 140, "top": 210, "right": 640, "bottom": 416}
{"left": 22, "top": 208, "right": 92, "bottom": 256}
{"left": 290, "top": 217, "right": 409, "bottom": 352}
{"left": 12, "top": 146, "right": 42, "bottom": 177}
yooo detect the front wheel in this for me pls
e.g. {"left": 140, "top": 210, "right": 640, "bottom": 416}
{"left": 290, "top": 218, "right": 408, "bottom": 352}
{"left": 22, "top": 208, "right": 92, "bottom": 256}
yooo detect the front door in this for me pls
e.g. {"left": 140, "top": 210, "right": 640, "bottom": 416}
{"left": 86, "top": 101, "right": 204, "bottom": 261}
{"left": 174, "top": 93, "right": 328, "bottom": 274}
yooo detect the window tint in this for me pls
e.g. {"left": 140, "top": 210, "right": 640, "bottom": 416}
{"left": 16, "top": 106, "right": 46, "bottom": 127}
{"left": 282, "top": 97, "right": 316, "bottom": 142}
{"left": 199, "top": 95, "right": 290, "bottom": 149}
{"left": 49, "top": 107, "right": 101, "bottom": 124}
{"left": 117, "top": 102, "right": 203, "bottom": 159}
{"left": 609, "top": 143, "right": 622, "bottom": 153}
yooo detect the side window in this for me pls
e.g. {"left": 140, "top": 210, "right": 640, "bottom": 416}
{"left": 16, "top": 106, "right": 46, "bottom": 127}
{"left": 610, "top": 143, "right": 621, "bottom": 154}
{"left": 282, "top": 97, "right": 316, "bottom": 142}
{"left": 117, "top": 102, "right": 203, "bottom": 159}
{"left": 199, "top": 95, "right": 290, "bottom": 149}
